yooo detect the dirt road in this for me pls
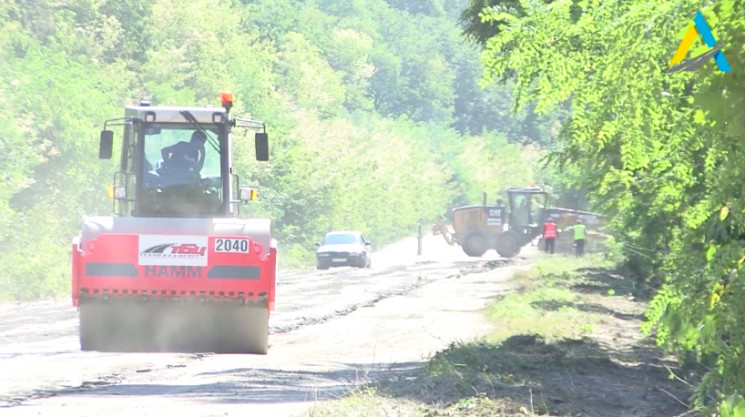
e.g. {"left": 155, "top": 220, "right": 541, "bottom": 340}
{"left": 0, "top": 235, "right": 538, "bottom": 417}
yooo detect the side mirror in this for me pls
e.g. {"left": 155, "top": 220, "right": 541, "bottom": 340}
{"left": 365, "top": 241, "right": 372, "bottom": 246}
{"left": 255, "top": 132, "right": 269, "bottom": 161}
{"left": 99, "top": 130, "right": 114, "bottom": 159}
{"left": 315, "top": 242, "right": 321, "bottom": 247}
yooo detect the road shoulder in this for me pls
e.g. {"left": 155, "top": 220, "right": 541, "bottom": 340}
{"left": 305, "top": 254, "right": 692, "bottom": 417}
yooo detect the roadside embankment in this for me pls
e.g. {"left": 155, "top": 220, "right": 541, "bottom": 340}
{"left": 303, "top": 254, "right": 692, "bottom": 417}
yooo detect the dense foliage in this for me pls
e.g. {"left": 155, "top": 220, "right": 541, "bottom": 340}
{"left": 465, "top": 0, "right": 745, "bottom": 413}
{"left": 0, "top": 0, "right": 561, "bottom": 299}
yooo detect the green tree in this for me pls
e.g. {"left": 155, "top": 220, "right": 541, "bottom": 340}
{"left": 468, "top": 0, "right": 745, "bottom": 412}
{"left": 0, "top": 0, "right": 545, "bottom": 299}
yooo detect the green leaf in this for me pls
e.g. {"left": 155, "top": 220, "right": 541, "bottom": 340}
{"left": 721, "top": 206, "right": 730, "bottom": 221}
{"left": 694, "top": 109, "right": 707, "bottom": 125}
{"left": 722, "top": 393, "right": 745, "bottom": 417}
{"left": 735, "top": 397, "right": 745, "bottom": 417}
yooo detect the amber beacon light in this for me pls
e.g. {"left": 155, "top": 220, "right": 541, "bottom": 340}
{"left": 221, "top": 91, "right": 234, "bottom": 112}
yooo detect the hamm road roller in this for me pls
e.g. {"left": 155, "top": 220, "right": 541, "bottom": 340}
{"left": 71, "top": 92, "right": 276, "bottom": 354}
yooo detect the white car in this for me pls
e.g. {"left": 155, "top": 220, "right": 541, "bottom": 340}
{"left": 315, "top": 231, "right": 372, "bottom": 270}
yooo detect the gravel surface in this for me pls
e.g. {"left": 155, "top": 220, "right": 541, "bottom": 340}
{"left": 0, "top": 234, "right": 538, "bottom": 416}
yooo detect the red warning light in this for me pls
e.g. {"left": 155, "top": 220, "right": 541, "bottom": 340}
{"left": 221, "top": 91, "right": 234, "bottom": 111}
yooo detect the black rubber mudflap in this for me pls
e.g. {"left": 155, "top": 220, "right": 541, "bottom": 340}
{"left": 79, "top": 301, "right": 268, "bottom": 354}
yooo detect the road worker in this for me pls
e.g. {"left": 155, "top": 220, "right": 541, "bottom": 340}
{"left": 573, "top": 219, "right": 587, "bottom": 257}
{"left": 542, "top": 218, "right": 558, "bottom": 254}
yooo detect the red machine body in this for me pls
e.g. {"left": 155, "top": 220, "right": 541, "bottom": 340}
{"left": 72, "top": 233, "right": 276, "bottom": 310}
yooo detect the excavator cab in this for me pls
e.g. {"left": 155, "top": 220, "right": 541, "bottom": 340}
{"left": 483, "top": 186, "right": 548, "bottom": 257}
{"left": 506, "top": 187, "right": 549, "bottom": 234}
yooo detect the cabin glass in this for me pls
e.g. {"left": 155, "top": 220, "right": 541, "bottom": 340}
{"left": 137, "top": 123, "right": 224, "bottom": 216}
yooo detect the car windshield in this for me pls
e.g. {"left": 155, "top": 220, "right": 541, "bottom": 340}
{"left": 323, "top": 234, "right": 358, "bottom": 245}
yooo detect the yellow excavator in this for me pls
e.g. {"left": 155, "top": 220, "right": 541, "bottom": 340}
{"left": 434, "top": 186, "right": 608, "bottom": 258}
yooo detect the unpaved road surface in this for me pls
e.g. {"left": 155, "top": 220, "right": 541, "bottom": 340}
{"left": 0, "top": 236, "right": 538, "bottom": 416}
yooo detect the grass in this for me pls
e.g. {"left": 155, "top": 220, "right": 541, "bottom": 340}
{"left": 304, "top": 386, "right": 421, "bottom": 417}
{"left": 483, "top": 255, "right": 608, "bottom": 344}
{"left": 298, "top": 252, "right": 689, "bottom": 417}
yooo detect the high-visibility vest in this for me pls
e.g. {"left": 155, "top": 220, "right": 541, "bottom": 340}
{"left": 573, "top": 224, "right": 586, "bottom": 240}
{"left": 543, "top": 222, "right": 557, "bottom": 239}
